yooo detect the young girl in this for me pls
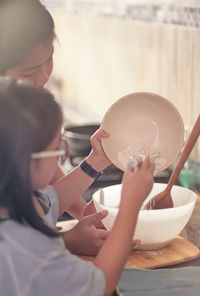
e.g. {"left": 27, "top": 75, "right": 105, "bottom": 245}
{"left": 0, "top": 78, "right": 154, "bottom": 296}
{"left": 0, "top": 0, "right": 113, "bottom": 255}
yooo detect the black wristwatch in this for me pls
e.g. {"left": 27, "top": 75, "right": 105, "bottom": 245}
{"left": 80, "top": 159, "right": 103, "bottom": 180}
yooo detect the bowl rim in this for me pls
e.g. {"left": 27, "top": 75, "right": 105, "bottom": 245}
{"left": 92, "top": 183, "right": 197, "bottom": 212}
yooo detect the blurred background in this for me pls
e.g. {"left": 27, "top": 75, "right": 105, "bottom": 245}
{"left": 42, "top": 0, "right": 200, "bottom": 191}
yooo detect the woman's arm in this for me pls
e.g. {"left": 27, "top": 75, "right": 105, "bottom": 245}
{"left": 94, "top": 156, "right": 155, "bottom": 296}
{"left": 50, "top": 128, "right": 111, "bottom": 218}
{"left": 51, "top": 128, "right": 113, "bottom": 256}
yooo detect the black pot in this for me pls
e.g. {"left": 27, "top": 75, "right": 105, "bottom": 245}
{"left": 64, "top": 124, "right": 100, "bottom": 157}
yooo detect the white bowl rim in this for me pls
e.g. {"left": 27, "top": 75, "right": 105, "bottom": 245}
{"left": 92, "top": 183, "right": 197, "bottom": 212}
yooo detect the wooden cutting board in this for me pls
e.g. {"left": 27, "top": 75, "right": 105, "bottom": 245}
{"left": 124, "top": 236, "right": 200, "bottom": 269}
{"left": 57, "top": 220, "right": 200, "bottom": 269}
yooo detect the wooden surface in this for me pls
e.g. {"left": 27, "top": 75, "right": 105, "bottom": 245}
{"left": 57, "top": 220, "right": 200, "bottom": 269}
{"left": 125, "top": 236, "right": 200, "bottom": 269}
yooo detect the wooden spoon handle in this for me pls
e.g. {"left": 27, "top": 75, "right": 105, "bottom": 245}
{"left": 167, "top": 114, "right": 200, "bottom": 191}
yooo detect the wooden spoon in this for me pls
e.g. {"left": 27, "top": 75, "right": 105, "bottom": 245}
{"left": 144, "top": 114, "right": 200, "bottom": 210}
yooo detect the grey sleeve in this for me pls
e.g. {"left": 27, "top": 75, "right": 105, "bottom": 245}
{"left": 40, "top": 186, "right": 60, "bottom": 225}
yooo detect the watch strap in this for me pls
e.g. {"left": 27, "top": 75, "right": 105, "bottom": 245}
{"left": 80, "top": 159, "right": 102, "bottom": 179}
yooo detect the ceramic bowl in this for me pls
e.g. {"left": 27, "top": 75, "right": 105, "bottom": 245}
{"left": 101, "top": 92, "right": 185, "bottom": 173}
{"left": 93, "top": 183, "right": 196, "bottom": 250}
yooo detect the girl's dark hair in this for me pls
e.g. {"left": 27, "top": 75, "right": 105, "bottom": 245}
{"left": 0, "top": 0, "right": 56, "bottom": 74}
{"left": 0, "top": 78, "right": 63, "bottom": 237}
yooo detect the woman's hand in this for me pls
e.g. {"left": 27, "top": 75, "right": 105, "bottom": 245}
{"left": 86, "top": 128, "right": 112, "bottom": 172}
{"left": 62, "top": 211, "right": 109, "bottom": 256}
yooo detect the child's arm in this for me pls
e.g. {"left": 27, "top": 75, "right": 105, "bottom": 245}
{"left": 50, "top": 165, "right": 89, "bottom": 220}
{"left": 53, "top": 128, "right": 111, "bottom": 216}
{"left": 94, "top": 156, "right": 155, "bottom": 296}
{"left": 51, "top": 128, "right": 111, "bottom": 255}
{"left": 51, "top": 167, "right": 92, "bottom": 220}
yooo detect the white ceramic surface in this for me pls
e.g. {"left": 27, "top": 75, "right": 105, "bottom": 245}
{"left": 93, "top": 183, "right": 196, "bottom": 250}
{"left": 101, "top": 92, "right": 185, "bottom": 172}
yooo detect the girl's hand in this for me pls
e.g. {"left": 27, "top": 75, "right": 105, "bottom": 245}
{"left": 86, "top": 128, "right": 112, "bottom": 171}
{"left": 81, "top": 200, "right": 141, "bottom": 248}
{"left": 62, "top": 211, "right": 109, "bottom": 256}
{"left": 132, "top": 239, "right": 141, "bottom": 250}
{"left": 121, "top": 156, "right": 155, "bottom": 207}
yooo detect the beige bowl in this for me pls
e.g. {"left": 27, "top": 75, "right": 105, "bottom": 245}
{"left": 101, "top": 92, "right": 185, "bottom": 173}
{"left": 93, "top": 183, "right": 196, "bottom": 250}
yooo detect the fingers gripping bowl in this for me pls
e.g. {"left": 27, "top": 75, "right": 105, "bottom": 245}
{"left": 93, "top": 183, "right": 196, "bottom": 250}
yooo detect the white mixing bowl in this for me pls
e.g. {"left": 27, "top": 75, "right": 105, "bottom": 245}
{"left": 93, "top": 183, "right": 196, "bottom": 250}
{"left": 101, "top": 92, "right": 185, "bottom": 173}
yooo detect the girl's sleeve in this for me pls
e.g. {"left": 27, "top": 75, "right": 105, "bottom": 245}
{"left": 40, "top": 185, "right": 60, "bottom": 225}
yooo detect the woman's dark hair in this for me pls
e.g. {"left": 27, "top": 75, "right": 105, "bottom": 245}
{"left": 0, "top": 78, "right": 63, "bottom": 237}
{"left": 0, "top": 0, "right": 56, "bottom": 74}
